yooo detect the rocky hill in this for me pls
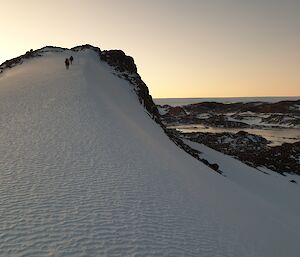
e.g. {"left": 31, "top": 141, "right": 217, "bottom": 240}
{"left": 158, "top": 100, "right": 300, "bottom": 128}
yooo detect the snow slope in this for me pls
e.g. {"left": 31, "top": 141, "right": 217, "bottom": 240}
{"left": 0, "top": 48, "right": 300, "bottom": 257}
{"left": 186, "top": 141, "right": 300, "bottom": 218}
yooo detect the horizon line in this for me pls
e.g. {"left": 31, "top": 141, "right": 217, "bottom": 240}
{"left": 154, "top": 96, "right": 300, "bottom": 99}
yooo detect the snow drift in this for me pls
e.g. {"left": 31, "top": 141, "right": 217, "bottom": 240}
{"left": 0, "top": 46, "right": 299, "bottom": 257}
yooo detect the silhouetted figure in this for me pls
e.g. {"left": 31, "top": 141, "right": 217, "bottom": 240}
{"left": 65, "top": 58, "right": 70, "bottom": 69}
{"left": 70, "top": 56, "right": 74, "bottom": 64}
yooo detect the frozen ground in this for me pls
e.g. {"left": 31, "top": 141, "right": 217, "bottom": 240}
{"left": 1, "top": 48, "right": 300, "bottom": 257}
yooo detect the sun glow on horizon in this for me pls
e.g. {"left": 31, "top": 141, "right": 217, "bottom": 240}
{"left": 1, "top": 0, "right": 300, "bottom": 98}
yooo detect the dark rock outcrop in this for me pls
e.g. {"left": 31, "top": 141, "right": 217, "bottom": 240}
{"left": 184, "top": 131, "right": 300, "bottom": 175}
{"left": 99, "top": 50, "right": 160, "bottom": 123}
{"left": 100, "top": 50, "right": 137, "bottom": 74}
{"left": 209, "top": 163, "right": 220, "bottom": 172}
{"left": 99, "top": 50, "right": 221, "bottom": 172}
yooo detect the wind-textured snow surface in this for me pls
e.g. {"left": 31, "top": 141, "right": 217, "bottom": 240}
{"left": 0, "top": 48, "right": 300, "bottom": 257}
{"left": 186, "top": 141, "right": 300, "bottom": 217}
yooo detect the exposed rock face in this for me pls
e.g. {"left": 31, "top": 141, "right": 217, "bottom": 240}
{"left": 99, "top": 50, "right": 219, "bottom": 172}
{"left": 184, "top": 131, "right": 300, "bottom": 175}
{"left": 100, "top": 49, "right": 160, "bottom": 124}
{"left": 100, "top": 50, "right": 137, "bottom": 73}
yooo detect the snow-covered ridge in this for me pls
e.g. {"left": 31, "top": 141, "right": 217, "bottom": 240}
{"left": 0, "top": 45, "right": 159, "bottom": 125}
{"left": 1, "top": 46, "right": 300, "bottom": 256}
{"left": 0, "top": 45, "right": 209, "bottom": 168}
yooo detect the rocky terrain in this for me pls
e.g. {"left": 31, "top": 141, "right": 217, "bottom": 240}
{"left": 157, "top": 100, "right": 300, "bottom": 175}
{"left": 183, "top": 131, "right": 300, "bottom": 176}
{"left": 158, "top": 100, "right": 300, "bottom": 128}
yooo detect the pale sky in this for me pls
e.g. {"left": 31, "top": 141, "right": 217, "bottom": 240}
{"left": 1, "top": 0, "right": 299, "bottom": 98}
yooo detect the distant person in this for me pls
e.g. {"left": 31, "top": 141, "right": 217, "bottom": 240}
{"left": 70, "top": 56, "right": 74, "bottom": 64}
{"left": 65, "top": 58, "right": 70, "bottom": 69}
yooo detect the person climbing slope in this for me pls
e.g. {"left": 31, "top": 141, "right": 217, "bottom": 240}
{"left": 65, "top": 58, "right": 70, "bottom": 69}
{"left": 70, "top": 56, "right": 74, "bottom": 64}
